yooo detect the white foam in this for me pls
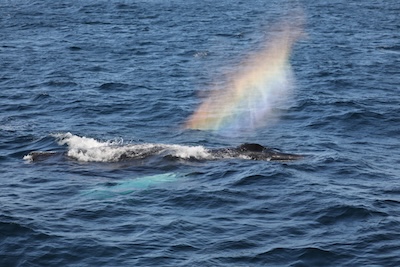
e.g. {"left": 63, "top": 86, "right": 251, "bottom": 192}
{"left": 23, "top": 154, "right": 33, "bottom": 162}
{"left": 52, "top": 132, "right": 124, "bottom": 162}
{"left": 51, "top": 133, "right": 214, "bottom": 162}
{"left": 163, "top": 144, "right": 214, "bottom": 160}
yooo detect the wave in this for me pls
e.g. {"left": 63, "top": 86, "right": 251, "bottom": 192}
{"left": 37, "top": 132, "right": 215, "bottom": 162}
{"left": 316, "top": 204, "right": 388, "bottom": 225}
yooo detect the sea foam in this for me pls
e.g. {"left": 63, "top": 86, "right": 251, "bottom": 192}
{"left": 52, "top": 133, "right": 213, "bottom": 162}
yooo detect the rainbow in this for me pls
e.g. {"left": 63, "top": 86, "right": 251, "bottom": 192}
{"left": 185, "top": 23, "right": 302, "bottom": 135}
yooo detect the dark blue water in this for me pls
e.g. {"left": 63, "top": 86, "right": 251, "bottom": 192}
{"left": 1, "top": 0, "right": 400, "bottom": 266}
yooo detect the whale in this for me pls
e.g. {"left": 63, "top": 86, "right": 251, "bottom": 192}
{"left": 210, "top": 143, "right": 304, "bottom": 161}
{"left": 24, "top": 143, "right": 303, "bottom": 162}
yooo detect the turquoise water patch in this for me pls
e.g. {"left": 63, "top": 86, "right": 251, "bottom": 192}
{"left": 82, "top": 173, "right": 179, "bottom": 199}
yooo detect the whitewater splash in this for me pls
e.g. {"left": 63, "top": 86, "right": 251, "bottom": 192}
{"left": 185, "top": 21, "right": 302, "bottom": 134}
{"left": 24, "top": 132, "right": 213, "bottom": 162}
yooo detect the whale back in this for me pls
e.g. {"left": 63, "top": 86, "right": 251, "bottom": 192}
{"left": 237, "top": 143, "right": 266, "bottom": 152}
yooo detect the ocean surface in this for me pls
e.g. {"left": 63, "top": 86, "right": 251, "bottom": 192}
{"left": 1, "top": 0, "right": 400, "bottom": 266}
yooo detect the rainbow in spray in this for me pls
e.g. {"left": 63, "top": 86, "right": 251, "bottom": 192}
{"left": 185, "top": 22, "right": 302, "bottom": 135}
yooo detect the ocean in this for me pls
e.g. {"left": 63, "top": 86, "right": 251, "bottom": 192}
{"left": 1, "top": 0, "right": 400, "bottom": 266}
